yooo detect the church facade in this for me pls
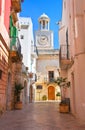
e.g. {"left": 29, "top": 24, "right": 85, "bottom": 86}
{"left": 34, "top": 14, "right": 60, "bottom": 101}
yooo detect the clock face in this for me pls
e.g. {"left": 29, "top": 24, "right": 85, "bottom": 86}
{"left": 38, "top": 35, "right": 48, "bottom": 45}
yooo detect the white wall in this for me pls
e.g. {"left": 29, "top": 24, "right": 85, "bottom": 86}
{"left": 18, "top": 17, "right": 34, "bottom": 71}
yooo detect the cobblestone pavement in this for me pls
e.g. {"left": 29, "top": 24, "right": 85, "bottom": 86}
{"left": 0, "top": 102, "right": 85, "bottom": 130}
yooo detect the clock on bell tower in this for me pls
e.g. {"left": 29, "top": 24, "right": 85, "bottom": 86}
{"left": 35, "top": 13, "right": 53, "bottom": 49}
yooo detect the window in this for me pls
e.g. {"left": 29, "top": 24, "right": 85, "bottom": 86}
{"left": 66, "top": 29, "right": 68, "bottom": 45}
{"left": 48, "top": 71, "right": 54, "bottom": 82}
{"left": 20, "top": 35, "right": 24, "bottom": 39}
{"left": 36, "top": 85, "right": 42, "bottom": 89}
{"left": 66, "top": 29, "right": 69, "bottom": 59}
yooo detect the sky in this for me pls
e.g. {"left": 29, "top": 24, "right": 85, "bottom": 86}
{"left": 20, "top": 0, "right": 62, "bottom": 49}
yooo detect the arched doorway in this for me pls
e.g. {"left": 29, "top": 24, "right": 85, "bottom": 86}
{"left": 29, "top": 85, "right": 33, "bottom": 103}
{"left": 48, "top": 86, "right": 55, "bottom": 100}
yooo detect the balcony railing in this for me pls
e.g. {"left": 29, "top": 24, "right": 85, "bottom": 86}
{"left": 60, "top": 45, "right": 70, "bottom": 60}
{"left": 60, "top": 45, "right": 71, "bottom": 69}
{"left": 10, "top": 37, "right": 22, "bottom": 62}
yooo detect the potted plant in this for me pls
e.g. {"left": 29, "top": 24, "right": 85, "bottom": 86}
{"left": 14, "top": 83, "right": 24, "bottom": 109}
{"left": 42, "top": 95, "right": 47, "bottom": 101}
{"left": 56, "top": 92, "right": 61, "bottom": 96}
{"left": 56, "top": 92, "right": 61, "bottom": 100}
{"left": 54, "top": 77, "right": 70, "bottom": 113}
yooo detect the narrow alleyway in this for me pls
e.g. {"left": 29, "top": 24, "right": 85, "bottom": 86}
{"left": 0, "top": 102, "right": 85, "bottom": 130}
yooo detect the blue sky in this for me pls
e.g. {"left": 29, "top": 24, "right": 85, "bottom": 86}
{"left": 20, "top": 0, "right": 62, "bottom": 49}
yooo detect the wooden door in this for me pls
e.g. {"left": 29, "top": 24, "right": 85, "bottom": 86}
{"left": 48, "top": 86, "right": 55, "bottom": 100}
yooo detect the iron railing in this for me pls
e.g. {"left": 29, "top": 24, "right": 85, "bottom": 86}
{"left": 60, "top": 45, "right": 70, "bottom": 60}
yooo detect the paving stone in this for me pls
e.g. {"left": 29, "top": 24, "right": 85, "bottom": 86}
{"left": 0, "top": 102, "right": 85, "bottom": 130}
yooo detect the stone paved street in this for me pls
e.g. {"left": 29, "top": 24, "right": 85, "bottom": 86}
{"left": 0, "top": 102, "right": 85, "bottom": 130}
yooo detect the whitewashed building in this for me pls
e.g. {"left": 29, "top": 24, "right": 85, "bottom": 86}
{"left": 18, "top": 17, "right": 34, "bottom": 70}
{"left": 18, "top": 17, "right": 36, "bottom": 102}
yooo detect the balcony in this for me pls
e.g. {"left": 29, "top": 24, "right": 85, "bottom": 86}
{"left": 60, "top": 45, "right": 72, "bottom": 69}
{"left": 9, "top": 17, "right": 22, "bottom": 62}
{"left": 11, "top": 0, "right": 21, "bottom": 12}
{"left": 10, "top": 37, "right": 22, "bottom": 62}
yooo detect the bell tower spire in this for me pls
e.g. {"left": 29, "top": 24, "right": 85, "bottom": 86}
{"left": 35, "top": 13, "right": 53, "bottom": 49}
{"left": 38, "top": 13, "right": 50, "bottom": 30}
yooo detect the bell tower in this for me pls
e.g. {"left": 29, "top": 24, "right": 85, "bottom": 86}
{"left": 34, "top": 13, "right": 59, "bottom": 102}
{"left": 38, "top": 13, "right": 50, "bottom": 30}
{"left": 35, "top": 13, "right": 53, "bottom": 49}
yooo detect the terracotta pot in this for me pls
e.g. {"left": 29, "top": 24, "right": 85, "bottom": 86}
{"left": 29, "top": 73, "right": 33, "bottom": 78}
{"left": 15, "top": 102, "right": 23, "bottom": 110}
{"left": 59, "top": 104, "right": 69, "bottom": 113}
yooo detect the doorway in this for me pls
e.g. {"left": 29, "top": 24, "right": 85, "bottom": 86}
{"left": 29, "top": 85, "right": 33, "bottom": 103}
{"left": 24, "top": 80, "right": 27, "bottom": 104}
{"left": 48, "top": 86, "right": 55, "bottom": 100}
{"left": 6, "top": 72, "right": 12, "bottom": 110}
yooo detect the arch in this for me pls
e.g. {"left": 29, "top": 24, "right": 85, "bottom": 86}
{"left": 48, "top": 86, "right": 55, "bottom": 100}
{"left": 29, "top": 84, "right": 33, "bottom": 103}
{"left": 6, "top": 72, "right": 12, "bottom": 110}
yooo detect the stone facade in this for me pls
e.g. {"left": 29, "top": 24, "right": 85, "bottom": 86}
{"left": 35, "top": 50, "right": 60, "bottom": 101}
{"left": 34, "top": 14, "right": 60, "bottom": 101}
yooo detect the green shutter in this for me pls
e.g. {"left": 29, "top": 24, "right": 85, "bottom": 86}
{"left": 10, "top": 26, "right": 18, "bottom": 37}
{"left": 10, "top": 16, "right": 18, "bottom": 50}
{"left": 10, "top": 15, "right": 13, "bottom": 28}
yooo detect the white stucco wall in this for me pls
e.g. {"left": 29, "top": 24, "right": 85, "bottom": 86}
{"left": 18, "top": 17, "right": 34, "bottom": 71}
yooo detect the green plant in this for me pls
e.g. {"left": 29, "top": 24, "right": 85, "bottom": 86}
{"left": 42, "top": 95, "right": 47, "bottom": 100}
{"left": 54, "top": 77, "right": 70, "bottom": 88}
{"left": 54, "top": 77, "right": 70, "bottom": 112}
{"left": 56, "top": 92, "right": 61, "bottom": 96}
{"left": 14, "top": 83, "right": 24, "bottom": 102}
{"left": 54, "top": 77, "right": 70, "bottom": 99}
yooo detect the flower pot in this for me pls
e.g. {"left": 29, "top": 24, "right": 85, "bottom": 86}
{"left": 15, "top": 102, "right": 23, "bottom": 110}
{"left": 59, "top": 104, "right": 69, "bottom": 113}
